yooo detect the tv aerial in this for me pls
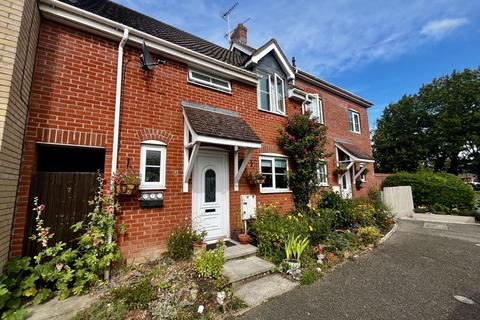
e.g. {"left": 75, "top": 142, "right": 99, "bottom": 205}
{"left": 221, "top": 2, "right": 239, "bottom": 43}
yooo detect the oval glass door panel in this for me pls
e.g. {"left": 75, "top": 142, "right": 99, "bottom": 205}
{"left": 204, "top": 169, "right": 216, "bottom": 203}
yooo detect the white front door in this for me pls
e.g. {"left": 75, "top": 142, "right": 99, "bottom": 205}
{"left": 192, "top": 150, "right": 229, "bottom": 242}
{"left": 340, "top": 170, "right": 353, "bottom": 199}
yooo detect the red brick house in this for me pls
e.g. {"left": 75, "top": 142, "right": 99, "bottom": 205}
{"left": 11, "top": 0, "right": 375, "bottom": 261}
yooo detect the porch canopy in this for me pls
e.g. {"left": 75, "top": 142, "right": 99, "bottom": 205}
{"left": 335, "top": 141, "right": 375, "bottom": 180}
{"left": 182, "top": 101, "right": 261, "bottom": 192}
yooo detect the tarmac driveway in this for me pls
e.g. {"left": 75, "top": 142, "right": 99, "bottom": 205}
{"left": 238, "top": 229, "right": 480, "bottom": 320}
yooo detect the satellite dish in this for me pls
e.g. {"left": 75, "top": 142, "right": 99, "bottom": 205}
{"left": 139, "top": 41, "right": 167, "bottom": 71}
{"left": 140, "top": 41, "right": 155, "bottom": 70}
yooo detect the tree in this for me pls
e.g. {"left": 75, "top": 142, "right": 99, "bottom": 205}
{"left": 278, "top": 112, "right": 328, "bottom": 210}
{"left": 373, "top": 67, "right": 480, "bottom": 174}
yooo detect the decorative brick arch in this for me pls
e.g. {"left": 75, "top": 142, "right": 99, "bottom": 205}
{"left": 137, "top": 128, "right": 173, "bottom": 144}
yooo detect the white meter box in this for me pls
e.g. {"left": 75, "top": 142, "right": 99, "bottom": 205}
{"left": 241, "top": 195, "right": 256, "bottom": 220}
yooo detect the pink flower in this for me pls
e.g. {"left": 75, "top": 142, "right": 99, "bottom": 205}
{"left": 304, "top": 148, "right": 308, "bottom": 155}
{"left": 108, "top": 206, "right": 115, "bottom": 214}
{"left": 56, "top": 263, "right": 64, "bottom": 271}
{"left": 289, "top": 135, "right": 296, "bottom": 142}
{"left": 38, "top": 204, "right": 46, "bottom": 212}
{"left": 41, "top": 228, "right": 49, "bottom": 237}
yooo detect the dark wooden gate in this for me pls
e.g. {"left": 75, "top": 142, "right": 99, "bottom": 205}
{"left": 23, "top": 172, "right": 98, "bottom": 257}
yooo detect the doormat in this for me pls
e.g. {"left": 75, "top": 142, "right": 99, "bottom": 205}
{"left": 207, "top": 240, "right": 236, "bottom": 251}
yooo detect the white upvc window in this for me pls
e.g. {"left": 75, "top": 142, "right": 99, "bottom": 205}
{"left": 257, "top": 72, "right": 286, "bottom": 115}
{"left": 318, "top": 162, "right": 328, "bottom": 186}
{"left": 348, "top": 109, "right": 361, "bottom": 133}
{"left": 188, "top": 69, "right": 231, "bottom": 93}
{"left": 140, "top": 141, "right": 167, "bottom": 190}
{"left": 259, "top": 155, "right": 289, "bottom": 192}
{"left": 306, "top": 94, "right": 324, "bottom": 124}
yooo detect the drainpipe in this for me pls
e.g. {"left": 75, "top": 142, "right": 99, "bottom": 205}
{"left": 105, "top": 28, "right": 129, "bottom": 282}
{"left": 111, "top": 28, "right": 129, "bottom": 182}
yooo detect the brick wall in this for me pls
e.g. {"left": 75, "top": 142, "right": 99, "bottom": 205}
{"left": 13, "top": 20, "right": 374, "bottom": 261}
{"left": 0, "top": 0, "right": 40, "bottom": 269}
{"left": 295, "top": 78, "right": 375, "bottom": 198}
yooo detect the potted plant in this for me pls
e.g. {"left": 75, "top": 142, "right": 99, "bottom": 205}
{"left": 333, "top": 164, "right": 348, "bottom": 177}
{"left": 192, "top": 230, "right": 207, "bottom": 255}
{"left": 246, "top": 171, "right": 266, "bottom": 185}
{"left": 355, "top": 179, "right": 364, "bottom": 190}
{"left": 231, "top": 211, "right": 243, "bottom": 241}
{"left": 112, "top": 169, "right": 141, "bottom": 195}
{"left": 284, "top": 234, "right": 309, "bottom": 271}
{"left": 238, "top": 232, "right": 250, "bottom": 245}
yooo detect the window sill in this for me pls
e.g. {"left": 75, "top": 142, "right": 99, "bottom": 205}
{"left": 257, "top": 108, "right": 286, "bottom": 117}
{"left": 349, "top": 130, "right": 362, "bottom": 135}
{"left": 139, "top": 186, "right": 166, "bottom": 191}
{"left": 260, "top": 189, "right": 292, "bottom": 194}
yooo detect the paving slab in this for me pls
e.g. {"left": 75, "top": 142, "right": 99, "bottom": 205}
{"left": 223, "top": 256, "right": 274, "bottom": 284}
{"left": 26, "top": 294, "right": 94, "bottom": 320}
{"left": 225, "top": 242, "right": 257, "bottom": 261}
{"left": 234, "top": 274, "right": 298, "bottom": 307}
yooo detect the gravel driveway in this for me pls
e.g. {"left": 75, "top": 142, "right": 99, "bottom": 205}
{"left": 237, "top": 230, "right": 480, "bottom": 320}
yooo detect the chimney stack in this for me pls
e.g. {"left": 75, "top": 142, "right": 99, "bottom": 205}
{"left": 230, "top": 23, "right": 247, "bottom": 45}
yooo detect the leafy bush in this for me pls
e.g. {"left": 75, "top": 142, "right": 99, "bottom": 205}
{"left": 110, "top": 277, "right": 156, "bottom": 310}
{"left": 358, "top": 226, "right": 382, "bottom": 244}
{"left": 383, "top": 171, "right": 476, "bottom": 211}
{"left": 307, "top": 208, "right": 335, "bottom": 245}
{"left": 194, "top": 244, "right": 225, "bottom": 279}
{"left": 317, "top": 191, "right": 355, "bottom": 229}
{"left": 167, "top": 226, "right": 196, "bottom": 260}
{"left": 284, "top": 235, "right": 309, "bottom": 262}
{"left": 323, "top": 231, "right": 358, "bottom": 255}
{"left": 299, "top": 268, "right": 321, "bottom": 285}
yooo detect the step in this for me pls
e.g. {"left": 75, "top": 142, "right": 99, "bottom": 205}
{"left": 224, "top": 242, "right": 257, "bottom": 261}
{"left": 234, "top": 274, "right": 298, "bottom": 307}
{"left": 412, "top": 213, "right": 476, "bottom": 224}
{"left": 223, "top": 255, "right": 274, "bottom": 284}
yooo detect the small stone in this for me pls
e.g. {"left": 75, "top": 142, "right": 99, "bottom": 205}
{"left": 216, "top": 291, "right": 226, "bottom": 305}
{"left": 454, "top": 295, "right": 476, "bottom": 305}
{"left": 197, "top": 305, "right": 204, "bottom": 314}
{"left": 316, "top": 267, "right": 322, "bottom": 273}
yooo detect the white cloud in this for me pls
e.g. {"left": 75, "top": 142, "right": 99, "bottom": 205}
{"left": 420, "top": 18, "right": 469, "bottom": 38}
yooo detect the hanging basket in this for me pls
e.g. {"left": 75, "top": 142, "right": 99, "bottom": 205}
{"left": 115, "top": 183, "right": 139, "bottom": 196}
{"left": 333, "top": 165, "right": 348, "bottom": 177}
{"left": 246, "top": 171, "right": 266, "bottom": 185}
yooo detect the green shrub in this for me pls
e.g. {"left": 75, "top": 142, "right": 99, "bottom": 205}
{"left": 299, "top": 268, "right": 321, "bottom": 285}
{"left": 284, "top": 235, "right": 309, "bottom": 262}
{"left": 167, "top": 226, "right": 195, "bottom": 260}
{"left": 383, "top": 171, "right": 476, "bottom": 211}
{"left": 194, "top": 245, "right": 225, "bottom": 279}
{"left": 110, "top": 277, "right": 156, "bottom": 310}
{"left": 72, "top": 299, "right": 129, "bottom": 320}
{"left": 351, "top": 198, "right": 375, "bottom": 226}
{"left": 358, "top": 226, "right": 382, "bottom": 244}
{"left": 317, "top": 191, "right": 355, "bottom": 228}
{"left": 323, "top": 231, "right": 358, "bottom": 254}
{"left": 307, "top": 208, "right": 334, "bottom": 245}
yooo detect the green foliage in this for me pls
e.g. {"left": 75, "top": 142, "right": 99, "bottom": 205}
{"left": 167, "top": 226, "right": 194, "bottom": 260}
{"left": 299, "top": 268, "right": 321, "bottom": 285}
{"left": 72, "top": 299, "right": 129, "bottom": 320}
{"left": 323, "top": 231, "right": 359, "bottom": 255}
{"left": 194, "top": 244, "right": 225, "bottom": 279}
{"left": 358, "top": 226, "right": 382, "bottom": 244}
{"left": 317, "top": 191, "right": 354, "bottom": 229}
{"left": 383, "top": 171, "right": 476, "bottom": 210}
{"left": 284, "top": 235, "right": 309, "bottom": 261}
{"left": 110, "top": 277, "right": 156, "bottom": 310}
{"left": 373, "top": 67, "right": 480, "bottom": 176}
{"left": 277, "top": 111, "right": 328, "bottom": 209}
{"left": 351, "top": 198, "right": 376, "bottom": 226}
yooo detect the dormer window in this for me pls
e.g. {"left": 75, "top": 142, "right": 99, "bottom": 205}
{"left": 188, "top": 69, "right": 231, "bottom": 93}
{"left": 257, "top": 71, "right": 286, "bottom": 115}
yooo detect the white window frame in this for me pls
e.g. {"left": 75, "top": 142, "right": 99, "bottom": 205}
{"left": 259, "top": 155, "right": 290, "bottom": 193}
{"left": 348, "top": 109, "right": 361, "bottom": 133}
{"left": 188, "top": 69, "right": 231, "bottom": 93}
{"left": 257, "top": 71, "right": 272, "bottom": 112}
{"left": 307, "top": 94, "right": 324, "bottom": 124}
{"left": 318, "top": 162, "right": 328, "bottom": 186}
{"left": 140, "top": 141, "right": 167, "bottom": 190}
{"left": 257, "top": 71, "right": 286, "bottom": 116}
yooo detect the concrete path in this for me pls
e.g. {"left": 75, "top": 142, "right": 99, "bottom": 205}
{"left": 237, "top": 228, "right": 480, "bottom": 320}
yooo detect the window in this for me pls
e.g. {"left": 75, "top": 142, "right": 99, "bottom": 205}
{"left": 306, "top": 94, "right": 324, "bottom": 124}
{"left": 257, "top": 71, "right": 286, "bottom": 115}
{"left": 348, "top": 110, "right": 361, "bottom": 133}
{"left": 188, "top": 69, "right": 231, "bottom": 93}
{"left": 140, "top": 141, "right": 167, "bottom": 190}
{"left": 260, "top": 156, "right": 289, "bottom": 192}
{"left": 204, "top": 169, "right": 216, "bottom": 203}
{"left": 318, "top": 163, "right": 328, "bottom": 186}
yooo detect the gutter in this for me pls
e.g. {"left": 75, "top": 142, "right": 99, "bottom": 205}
{"left": 40, "top": 0, "right": 257, "bottom": 85}
{"left": 111, "top": 28, "right": 129, "bottom": 180}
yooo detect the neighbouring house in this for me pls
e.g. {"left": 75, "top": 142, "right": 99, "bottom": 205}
{"left": 9, "top": 0, "right": 376, "bottom": 262}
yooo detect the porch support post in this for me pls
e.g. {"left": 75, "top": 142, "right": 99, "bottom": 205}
{"left": 354, "top": 165, "right": 367, "bottom": 180}
{"left": 234, "top": 147, "right": 253, "bottom": 191}
{"left": 183, "top": 118, "right": 199, "bottom": 192}
{"left": 183, "top": 143, "right": 199, "bottom": 192}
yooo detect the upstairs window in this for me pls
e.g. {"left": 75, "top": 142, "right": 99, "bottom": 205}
{"left": 306, "top": 94, "right": 324, "bottom": 124}
{"left": 348, "top": 110, "right": 361, "bottom": 133}
{"left": 318, "top": 162, "right": 328, "bottom": 186}
{"left": 257, "top": 72, "right": 286, "bottom": 115}
{"left": 188, "top": 69, "right": 231, "bottom": 93}
{"left": 260, "top": 155, "right": 289, "bottom": 192}
{"left": 140, "top": 141, "right": 167, "bottom": 190}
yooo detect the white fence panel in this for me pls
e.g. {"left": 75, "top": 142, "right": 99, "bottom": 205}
{"left": 381, "top": 186, "right": 414, "bottom": 218}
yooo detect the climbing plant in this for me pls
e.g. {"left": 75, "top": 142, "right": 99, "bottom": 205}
{"left": 278, "top": 111, "right": 328, "bottom": 209}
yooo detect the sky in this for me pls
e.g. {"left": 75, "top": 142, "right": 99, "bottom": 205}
{"left": 116, "top": 0, "right": 480, "bottom": 129}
